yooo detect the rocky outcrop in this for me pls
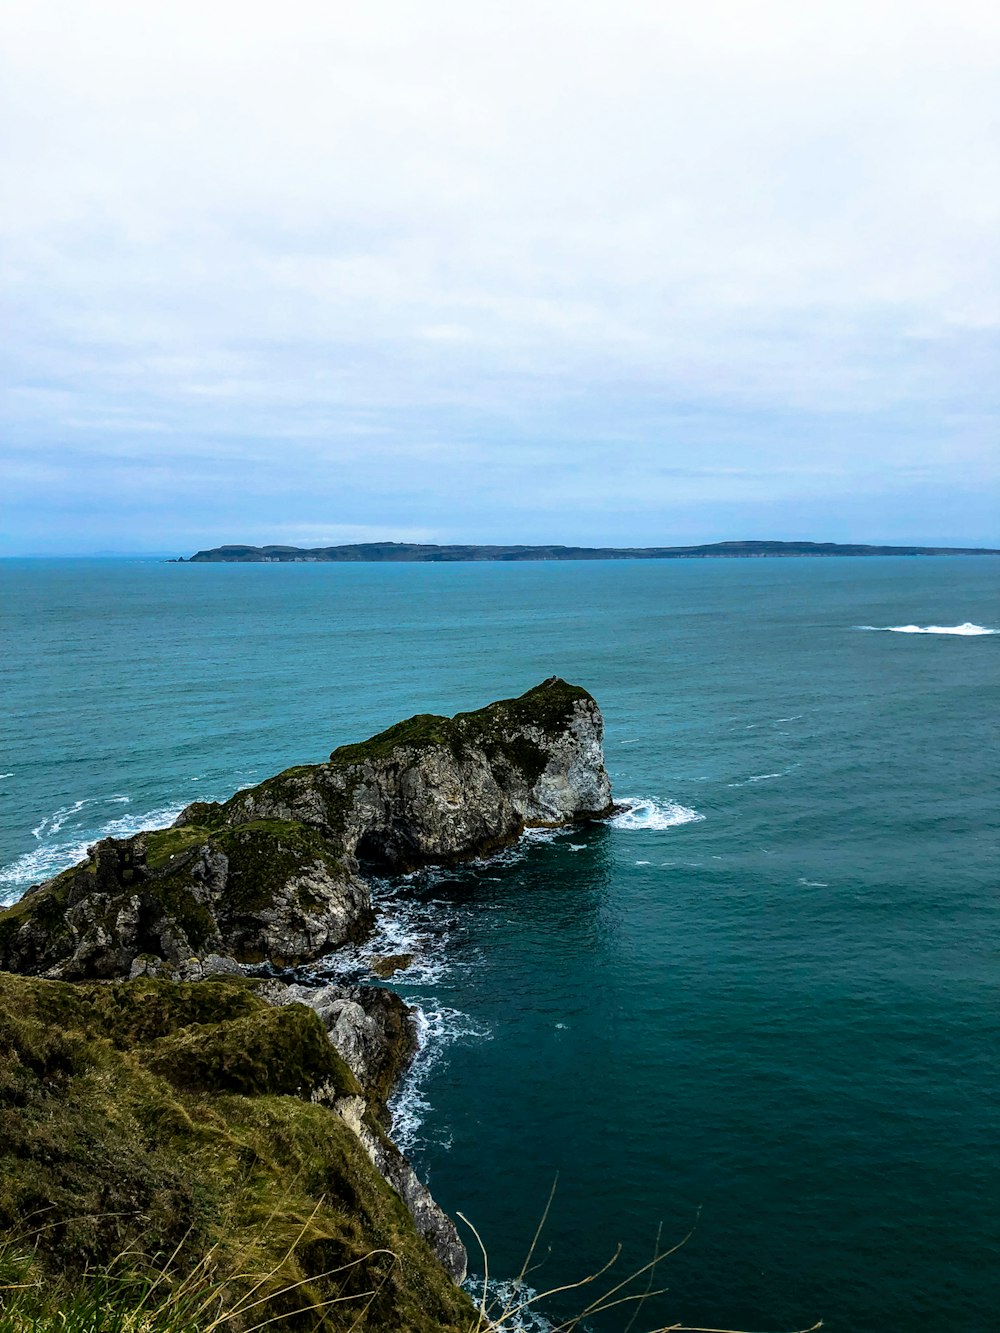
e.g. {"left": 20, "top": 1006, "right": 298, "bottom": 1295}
{"left": 177, "top": 675, "right": 612, "bottom": 869}
{"left": 271, "top": 981, "right": 418, "bottom": 1122}
{"left": 0, "top": 820, "right": 372, "bottom": 981}
{"left": 0, "top": 678, "right": 613, "bottom": 1304}
{"left": 1, "top": 678, "right": 611, "bottom": 982}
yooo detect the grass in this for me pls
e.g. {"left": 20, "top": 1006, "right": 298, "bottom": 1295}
{"left": 0, "top": 1205, "right": 823, "bottom": 1333}
{"left": 459, "top": 1182, "right": 822, "bottom": 1333}
{"left": 0, "top": 973, "right": 476, "bottom": 1333}
{"left": 0, "top": 1214, "right": 403, "bottom": 1333}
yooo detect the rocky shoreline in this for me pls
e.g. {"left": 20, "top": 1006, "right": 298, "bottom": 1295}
{"left": 0, "top": 678, "right": 614, "bottom": 1329}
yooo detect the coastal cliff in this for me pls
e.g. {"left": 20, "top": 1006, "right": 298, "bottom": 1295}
{"left": 0, "top": 678, "right": 610, "bottom": 982}
{"left": 0, "top": 678, "right": 613, "bottom": 1330}
{"left": 0, "top": 973, "right": 476, "bottom": 1332}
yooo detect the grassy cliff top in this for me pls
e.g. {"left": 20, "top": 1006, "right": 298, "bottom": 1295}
{"left": 329, "top": 676, "right": 593, "bottom": 765}
{"left": 0, "top": 973, "right": 476, "bottom": 1332}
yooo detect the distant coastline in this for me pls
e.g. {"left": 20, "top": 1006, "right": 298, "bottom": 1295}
{"left": 177, "top": 539, "right": 1000, "bottom": 563}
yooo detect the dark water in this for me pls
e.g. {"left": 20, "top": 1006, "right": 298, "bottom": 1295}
{"left": 1, "top": 557, "right": 998, "bottom": 1331}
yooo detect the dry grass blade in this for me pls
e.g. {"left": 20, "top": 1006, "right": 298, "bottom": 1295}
{"left": 456, "top": 1212, "right": 491, "bottom": 1330}
{"left": 456, "top": 1200, "right": 820, "bottom": 1333}
{"left": 623, "top": 1221, "right": 664, "bottom": 1333}
{"left": 652, "top": 1323, "right": 823, "bottom": 1332}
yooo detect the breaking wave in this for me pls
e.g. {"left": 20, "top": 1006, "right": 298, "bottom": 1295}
{"left": 389, "top": 1001, "right": 491, "bottom": 1157}
{"left": 462, "top": 1277, "right": 555, "bottom": 1332}
{"left": 0, "top": 797, "right": 186, "bottom": 904}
{"left": 308, "top": 878, "right": 465, "bottom": 988}
{"left": 860, "top": 622, "right": 994, "bottom": 636}
{"left": 298, "top": 876, "right": 491, "bottom": 1156}
{"left": 728, "top": 767, "right": 798, "bottom": 788}
{"left": 611, "top": 797, "right": 704, "bottom": 830}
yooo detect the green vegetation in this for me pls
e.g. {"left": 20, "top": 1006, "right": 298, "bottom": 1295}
{"left": 171, "top": 801, "right": 226, "bottom": 831}
{"left": 0, "top": 816, "right": 372, "bottom": 976}
{"left": 212, "top": 821, "right": 351, "bottom": 920}
{"left": 210, "top": 768, "right": 363, "bottom": 847}
{"left": 330, "top": 713, "right": 461, "bottom": 765}
{"left": 328, "top": 678, "right": 590, "bottom": 785}
{"left": 145, "top": 826, "right": 215, "bottom": 871}
{"left": 0, "top": 973, "right": 476, "bottom": 1332}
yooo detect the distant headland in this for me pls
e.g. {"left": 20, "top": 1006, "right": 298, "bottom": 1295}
{"left": 177, "top": 539, "right": 1000, "bottom": 563}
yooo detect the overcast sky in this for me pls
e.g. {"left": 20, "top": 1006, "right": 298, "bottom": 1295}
{"left": 2, "top": 0, "right": 998, "bottom": 554}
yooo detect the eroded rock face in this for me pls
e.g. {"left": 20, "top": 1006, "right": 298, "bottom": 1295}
{"left": 275, "top": 981, "right": 418, "bottom": 1118}
{"left": 0, "top": 679, "right": 611, "bottom": 1297}
{"left": 184, "top": 676, "right": 614, "bottom": 872}
{"left": 267, "top": 978, "right": 467, "bottom": 1281}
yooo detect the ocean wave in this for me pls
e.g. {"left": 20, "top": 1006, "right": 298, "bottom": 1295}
{"left": 611, "top": 797, "right": 704, "bottom": 831}
{"left": 462, "top": 1276, "right": 555, "bottom": 1333}
{"left": 727, "top": 770, "right": 790, "bottom": 788}
{"left": 860, "top": 622, "right": 995, "bottom": 636}
{"left": 297, "top": 877, "right": 491, "bottom": 1156}
{"left": 389, "top": 1001, "right": 491, "bottom": 1157}
{"left": 0, "top": 799, "right": 186, "bottom": 902}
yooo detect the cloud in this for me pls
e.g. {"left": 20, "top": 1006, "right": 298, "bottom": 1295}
{"left": 1, "top": 0, "right": 999, "bottom": 551}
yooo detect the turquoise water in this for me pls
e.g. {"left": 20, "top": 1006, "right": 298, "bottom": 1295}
{"left": 1, "top": 556, "right": 998, "bottom": 1331}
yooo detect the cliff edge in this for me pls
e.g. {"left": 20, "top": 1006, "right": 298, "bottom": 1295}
{"left": 0, "top": 972, "right": 477, "bottom": 1331}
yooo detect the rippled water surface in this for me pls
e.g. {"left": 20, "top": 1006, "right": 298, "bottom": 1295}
{"left": 1, "top": 556, "right": 998, "bottom": 1331}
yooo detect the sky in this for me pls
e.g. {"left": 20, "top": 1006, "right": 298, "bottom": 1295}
{"left": 2, "top": 0, "right": 999, "bottom": 555}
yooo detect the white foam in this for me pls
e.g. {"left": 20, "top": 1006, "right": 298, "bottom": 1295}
{"left": 0, "top": 772, "right": 13, "bottom": 779}
{"left": 0, "top": 799, "right": 186, "bottom": 901}
{"left": 389, "top": 1002, "right": 490, "bottom": 1157}
{"left": 727, "top": 771, "right": 786, "bottom": 788}
{"left": 860, "top": 622, "right": 995, "bottom": 636}
{"left": 611, "top": 797, "right": 704, "bottom": 831}
{"left": 308, "top": 878, "right": 462, "bottom": 988}
{"left": 462, "top": 1277, "right": 555, "bottom": 1333}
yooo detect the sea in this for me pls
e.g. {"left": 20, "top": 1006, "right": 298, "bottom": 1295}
{"left": 1, "top": 555, "right": 997, "bottom": 1332}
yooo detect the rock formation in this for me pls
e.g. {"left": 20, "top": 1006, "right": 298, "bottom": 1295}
{"left": 0, "top": 677, "right": 611, "bottom": 982}
{"left": 0, "top": 677, "right": 613, "bottom": 1320}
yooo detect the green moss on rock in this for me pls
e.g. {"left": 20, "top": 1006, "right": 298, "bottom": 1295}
{"left": 328, "top": 677, "right": 590, "bottom": 784}
{"left": 330, "top": 713, "right": 463, "bottom": 765}
{"left": 171, "top": 799, "right": 226, "bottom": 830}
{"left": 213, "top": 819, "right": 343, "bottom": 915}
{"left": 145, "top": 1005, "right": 361, "bottom": 1100}
{"left": 144, "top": 825, "right": 213, "bottom": 871}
